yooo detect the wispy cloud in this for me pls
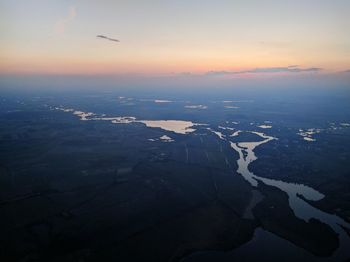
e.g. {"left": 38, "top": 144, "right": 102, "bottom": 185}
{"left": 54, "top": 6, "right": 76, "bottom": 35}
{"left": 96, "top": 35, "right": 120, "bottom": 43}
{"left": 206, "top": 65, "right": 322, "bottom": 76}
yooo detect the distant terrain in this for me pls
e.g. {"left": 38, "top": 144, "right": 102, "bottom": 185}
{"left": 1, "top": 88, "right": 350, "bottom": 261}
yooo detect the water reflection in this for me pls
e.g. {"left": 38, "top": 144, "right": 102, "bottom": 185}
{"left": 229, "top": 131, "right": 350, "bottom": 259}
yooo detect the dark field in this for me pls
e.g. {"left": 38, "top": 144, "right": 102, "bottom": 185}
{"left": 1, "top": 88, "right": 350, "bottom": 261}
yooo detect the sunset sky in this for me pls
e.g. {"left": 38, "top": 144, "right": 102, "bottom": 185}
{"left": 1, "top": 0, "right": 350, "bottom": 78}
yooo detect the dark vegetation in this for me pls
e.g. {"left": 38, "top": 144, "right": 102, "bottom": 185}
{"left": 0, "top": 90, "right": 349, "bottom": 261}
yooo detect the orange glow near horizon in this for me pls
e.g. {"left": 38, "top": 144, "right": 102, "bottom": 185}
{"left": 1, "top": 1, "right": 349, "bottom": 77}
{"left": 1, "top": 39, "right": 348, "bottom": 75}
{"left": 1, "top": 48, "right": 346, "bottom": 76}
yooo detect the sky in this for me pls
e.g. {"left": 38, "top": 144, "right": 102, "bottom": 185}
{"left": 0, "top": 0, "right": 350, "bottom": 85}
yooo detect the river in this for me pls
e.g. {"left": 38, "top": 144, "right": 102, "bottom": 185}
{"left": 229, "top": 131, "right": 350, "bottom": 260}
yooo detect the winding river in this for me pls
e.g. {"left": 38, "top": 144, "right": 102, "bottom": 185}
{"left": 229, "top": 131, "right": 350, "bottom": 260}
{"left": 57, "top": 106, "right": 350, "bottom": 259}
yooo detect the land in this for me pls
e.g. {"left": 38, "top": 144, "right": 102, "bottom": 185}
{"left": 0, "top": 90, "right": 349, "bottom": 261}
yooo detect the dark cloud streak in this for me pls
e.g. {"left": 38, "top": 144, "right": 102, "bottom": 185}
{"left": 206, "top": 65, "right": 322, "bottom": 76}
{"left": 96, "top": 35, "right": 120, "bottom": 43}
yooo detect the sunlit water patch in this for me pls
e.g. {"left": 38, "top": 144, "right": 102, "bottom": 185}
{"left": 297, "top": 123, "right": 350, "bottom": 142}
{"left": 159, "top": 135, "right": 174, "bottom": 142}
{"left": 230, "top": 130, "right": 241, "bottom": 137}
{"left": 297, "top": 128, "right": 321, "bottom": 142}
{"left": 184, "top": 105, "right": 208, "bottom": 109}
{"left": 93, "top": 116, "right": 136, "bottom": 124}
{"left": 56, "top": 107, "right": 199, "bottom": 134}
{"left": 218, "top": 126, "right": 235, "bottom": 131}
{"left": 148, "top": 135, "right": 174, "bottom": 142}
{"left": 56, "top": 107, "right": 95, "bottom": 120}
{"left": 207, "top": 128, "right": 226, "bottom": 140}
{"left": 258, "top": 125, "right": 272, "bottom": 129}
{"left": 154, "top": 99, "right": 172, "bottom": 103}
{"left": 139, "top": 120, "right": 198, "bottom": 134}
{"left": 73, "top": 111, "right": 95, "bottom": 121}
{"left": 224, "top": 106, "right": 240, "bottom": 109}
